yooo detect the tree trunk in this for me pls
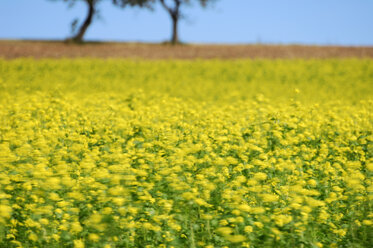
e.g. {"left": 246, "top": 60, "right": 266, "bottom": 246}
{"left": 160, "top": 0, "right": 181, "bottom": 45}
{"left": 171, "top": 15, "right": 179, "bottom": 44}
{"left": 71, "top": 1, "right": 95, "bottom": 43}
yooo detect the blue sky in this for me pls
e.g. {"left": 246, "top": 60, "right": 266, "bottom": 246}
{"left": 0, "top": 0, "right": 372, "bottom": 45}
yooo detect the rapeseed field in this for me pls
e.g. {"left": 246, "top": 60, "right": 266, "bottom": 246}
{"left": 0, "top": 59, "right": 372, "bottom": 247}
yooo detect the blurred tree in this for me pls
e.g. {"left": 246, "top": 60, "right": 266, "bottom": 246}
{"left": 50, "top": 0, "right": 150, "bottom": 43}
{"left": 158, "top": 0, "right": 216, "bottom": 44}
{"left": 115, "top": 0, "right": 217, "bottom": 45}
{"left": 112, "top": 0, "right": 153, "bottom": 8}
{"left": 48, "top": 0, "right": 101, "bottom": 43}
{"left": 70, "top": 0, "right": 97, "bottom": 42}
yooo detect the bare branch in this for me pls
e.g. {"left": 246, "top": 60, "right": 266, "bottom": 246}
{"left": 159, "top": 0, "right": 173, "bottom": 16}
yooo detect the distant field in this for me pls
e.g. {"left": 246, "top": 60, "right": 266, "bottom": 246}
{"left": 0, "top": 58, "right": 372, "bottom": 247}
{"left": 1, "top": 40, "right": 373, "bottom": 59}
{"left": 1, "top": 58, "right": 372, "bottom": 104}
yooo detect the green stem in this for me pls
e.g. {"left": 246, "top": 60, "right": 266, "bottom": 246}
{"left": 190, "top": 221, "right": 196, "bottom": 248}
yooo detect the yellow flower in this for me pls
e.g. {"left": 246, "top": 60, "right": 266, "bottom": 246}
{"left": 232, "top": 209, "right": 241, "bottom": 216}
{"left": 88, "top": 233, "right": 100, "bottom": 242}
{"left": 316, "top": 242, "right": 323, "bottom": 248}
{"left": 0, "top": 205, "right": 12, "bottom": 219}
{"left": 201, "top": 214, "right": 213, "bottom": 220}
{"left": 39, "top": 218, "right": 49, "bottom": 225}
{"left": 70, "top": 222, "right": 83, "bottom": 233}
{"left": 333, "top": 229, "right": 347, "bottom": 237}
{"left": 102, "top": 207, "right": 112, "bottom": 215}
{"left": 301, "top": 206, "right": 312, "bottom": 214}
{"left": 274, "top": 215, "right": 293, "bottom": 227}
{"left": 88, "top": 213, "right": 102, "bottom": 224}
{"left": 195, "top": 198, "right": 209, "bottom": 207}
{"left": 225, "top": 235, "right": 246, "bottom": 243}
{"left": 45, "top": 177, "right": 61, "bottom": 190}
{"left": 305, "top": 197, "right": 325, "bottom": 208}
{"left": 238, "top": 204, "right": 251, "bottom": 212}
{"left": 251, "top": 207, "right": 265, "bottom": 214}
{"left": 244, "top": 226, "right": 253, "bottom": 233}
{"left": 219, "top": 219, "right": 229, "bottom": 226}
{"left": 216, "top": 227, "right": 233, "bottom": 236}
{"left": 28, "top": 232, "right": 38, "bottom": 242}
{"left": 52, "top": 234, "right": 60, "bottom": 241}
{"left": 362, "top": 220, "right": 373, "bottom": 225}
{"left": 271, "top": 227, "right": 281, "bottom": 237}
{"left": 254, "top": 222, "right": 263, "bottom": 228}
{"left": 253, "top": 172, "right": 267, "bottom": 181}
{"left": 260, "top": 193, "right": 279, "bottom": 203}
{"left": 307, "top": 179, "right": 317, "bottom": 187}
{"left": 74, "top": 239, "right": 85, "bottom": 248}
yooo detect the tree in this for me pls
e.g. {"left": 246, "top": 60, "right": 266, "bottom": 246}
{"left": 47, "top": 0, "right": 101, "bottom": 43}
{"left": 71, "top": 0, "right": 98, "bottom": 43}
{"left": 158, "top": 0, "right": 214, "bottom": 44}
{"left": 112, "top": 0, "right": 153, "bottom": 8}
{"left": 50, "top": 0, "right": 150, "bottom": 43}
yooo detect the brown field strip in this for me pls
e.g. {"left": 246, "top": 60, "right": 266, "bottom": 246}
{"left": 1, "top": 40, "right": 373, "bottom": 59}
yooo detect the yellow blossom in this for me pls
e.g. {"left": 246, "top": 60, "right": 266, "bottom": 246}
{"left": 74, "top": 239, "right": 85, "bottom": 248}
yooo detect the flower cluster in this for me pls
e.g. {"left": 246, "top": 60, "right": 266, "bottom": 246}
{"left": 0, "top": 59, "right": 372, "bottom": 247}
